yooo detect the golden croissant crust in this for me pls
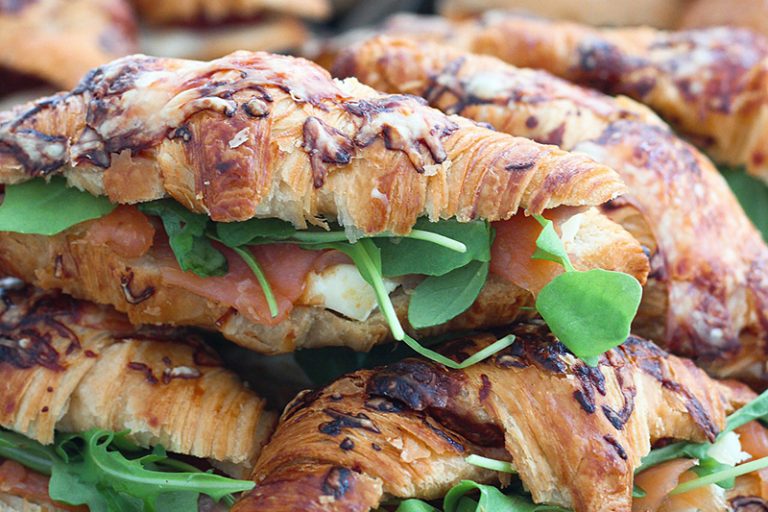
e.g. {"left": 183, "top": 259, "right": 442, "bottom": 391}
{"left": 131, "top": 0, "right": 329, "bottom": 24}
{"left": 0, "top": 282, "right": 276, "bottom": 469}
{"left": 357, "top": 13, "right": 768, "bottom": 183}
{"left": 0, "top": 51, "right": 625, "bottom": 234}
{"left": 336, "top": 36, "right": 768, "bottom": 386}
{"left": 233, "top": 322, "right": 752, "bottom": 512}
{"left": 0, "top": 0, "right": 136, "bottom": 90}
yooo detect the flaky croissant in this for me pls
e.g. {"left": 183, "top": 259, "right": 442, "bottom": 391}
{"left": 335, "top": 36, "right": 768, "bottom": 386}
{"left": 233, "top": 322, "right": 753, "bottom": 512}
{"left": 437, "top": 0, "right": 688, "bottom": 28}
{"left": 355, "top": 12, "right": 768, "bottom": 184}
{"left": 0, "top": 281, "right": 276, "bottom": 474}
{"left": 0, "top": 51, "right": 624, "bottom": 232}
{"left": 0, "top": 0, "right": 136, "bottom": 91}
{"left": 130, "top": 0, "right": 329, "bottom": 25}
{"left": 0, "top": 50, "right": 650, "bottom": 354}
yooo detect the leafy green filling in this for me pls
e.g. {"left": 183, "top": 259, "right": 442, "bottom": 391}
{"left": 0, "top": 428, "right": 254, "bottom": 512}
{"left": 637, "top": 388, "right": 768, "bottom": 493}
{"left": 0, "top": 180, "right": 642, "bottom": 368}
{"left": 0, "top": 178, "right": 115, "bottom": 236}
{"left": 531, "top": 215, "right": 642, "bottom": 366}
{"left": 394, "top": 480, "right": 568, "bottom": 512}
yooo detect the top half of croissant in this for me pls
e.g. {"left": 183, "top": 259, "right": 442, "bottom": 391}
{"left": 0, "top": 51, "right": 626, "bottom": 235}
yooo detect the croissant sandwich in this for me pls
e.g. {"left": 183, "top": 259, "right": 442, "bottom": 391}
{"left": 350, "top": 12, "right": 768, "bottom": 185}
{"left": 0, "top": 50, "right": 648, "bottom": 358}
{"left": 335, "top": 36, "right": 768, "bottom": 386}
{"left": 0, "top": 279, "right": 276, "bottom": 511}
{"left": 0, "top": 0, "right": 137, "bottom": 94}
{"left": 233, "top": 321, "right": 768, "bottom": 512}
{"left": 437, "top": 0, "right": 688, "bottom": 28}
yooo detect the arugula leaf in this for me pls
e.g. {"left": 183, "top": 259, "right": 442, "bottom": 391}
{"left": 720, "top": 165, "right": 768, "bottom": 241}
{"left": 444, "top": 481, "right": 567, "bottom": 512}
{"left": 376, "top": 218, "right": 491, "bottom": 277}
{"left": 0, "top": 429, "right": 56, "bottom": 475}
{"left": 396, "top": 500, "right": 441, "bottom": 512}
{"left": 530, "top": 215, "right": 642, "bottom": 365}
{"left": 531, "top": 216, "right": 574, "bottom": 272}
{"left": 139, "top": 200, "right": 227, "bottom": 277}
{"left": 0, "top": 428, "right": 254, "bottom": 512}
{"left": 408, "top": 261, "right": 489, "bottom": 329}
{"left": 535, "top": 270, "right": 642, "bottom": 364}
{"left": 215, "top": 218, "right": 297, "bottom": 247}
{"left": 0, "top": 178, "right": 115, "bottom": 235}
{"left": 48, "top": 430, "right": 254, "bottom": 512}
{"left": 636, "top": 441, "right": 711, "bottom": 474}
{"left": 725, "top": 388, "right": 768, "bottom": 433}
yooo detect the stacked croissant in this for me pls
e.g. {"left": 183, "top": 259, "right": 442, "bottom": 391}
{"left": 4, "top": 1, "right": 768, "bottom": 511}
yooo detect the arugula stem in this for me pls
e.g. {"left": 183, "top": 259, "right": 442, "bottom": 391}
{"left": 401, "top": 334, "right": 515, "bottom": 370}
{"left": 670, "top": 456, "right": 768, "bottom": 495}
{"left": 0, "top": 431, "right": 56, "bottom": 475}
{"left": 349, "top": 242, "right": 406, "bottom": 340}
{"left": 229, "top": 246, "right": 280, "bottom": 318}
{"left": 465, "top": 454, "right": 517, "bottom": 473}
{"left": 405, "top": 230, "right": 467, "bottom": 253}
{"left": 292, "top": 230, "right": 466, "bottom": 253}
{"left": 154, "top": 459, "right": 239, "bottom": 506}
{"left": 86, "top": 440, "right": 255, "bottom": 496}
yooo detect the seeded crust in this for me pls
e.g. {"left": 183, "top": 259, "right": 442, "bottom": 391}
{"left": 0, "top": 51, "right": 626, "bottom": 235}
{"left": 234, "top": 323, "right": 753, "bottom": 512}
{"left": 0, "top": 207, "right": 648, "bottom": 354}
{"left": 0, "top": 283, "right": 276, "bottom": 473}
{"left": 346, "top": 13, "right": 768, "bottom": 184}
{"left": 131, "top": 0, "right": 330, "bottom": 24}
{"left": 337, "top": 36, "right": 768, "bottom": 386}
{"left": 0, "top": 0, "right": 137, "bottom": 90}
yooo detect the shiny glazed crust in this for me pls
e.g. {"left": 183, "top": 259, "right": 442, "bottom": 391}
{"left": 0, "top": 0, "right": 137, "bottom": 89}
{"left": 0, "top": 283, "right": 276, "bottom": 470}
{"left": 233, "top": 323, "right": 753, "bottom": 512}
{"left": 336, "top": 36, "right": 768, "bottom": 385}
{"left": 360, "top": 13, "right": 768, "bottom": 183}
{"left": 0, "top": 208, "right": 648, "bottom": 354}
{"left": 0, "top": 51, "right": 626, "bottom": 234}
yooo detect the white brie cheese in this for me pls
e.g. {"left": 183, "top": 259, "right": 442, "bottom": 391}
{"left": 303, "top": 264, "right": 400, "bottom": 321}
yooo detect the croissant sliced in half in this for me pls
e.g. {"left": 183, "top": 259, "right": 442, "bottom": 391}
{"left": 355, "top": 12, "right": 768, "bottom": 184}
{"left": 0, "top": 0, "right": 137, "bottom": 92}
{"left": 233, "top": 322, "right": 753, "bottom": 512}
{"left": 336, "top": 36, "right": 768, "bottom": 385}
{"left": 0, "top": 50, "right": 649, "bottom": 354}
{"left": 0, "top": 281, "right": 276, "bottom": 477}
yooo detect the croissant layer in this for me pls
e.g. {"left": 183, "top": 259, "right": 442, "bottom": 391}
{"left": 0, "top": 282, "right": 276, "bottom": 471}
{"left": 0, "top": 51, "right": 626, "bottom": 234}
{"left": 351, "top": 13, "right": 768, "bottom": 183}
{"left": 336, "top": 36, "right": 768, "bottom": 385}
{"left": 234, "top": 322, "right": 752, "bottom": 512}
